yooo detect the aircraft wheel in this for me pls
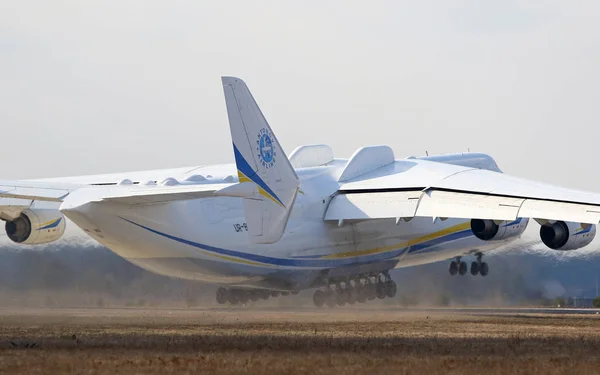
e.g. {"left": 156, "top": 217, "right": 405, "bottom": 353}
{"left": 271, "top": 291, "right": 280, "bottom": 298}
{"left": 458, "top": 261, "right": 468, "bottom": 276}
{"left": 479, "top": 262, "right": 489, "bottom": 277}
{"left": 367, "top": 283, "right": 377, "bottom": 301}
{"left": 291, "top": 291, "right": 300, "bottom": 295}
{"left": 357, "top": 286, "right": 367, "bottom": 303}
{"left": 216, "top": 287, "right": 228, "bottom": 304}
{"left": 348, "top": 288, "right": 358, "bottom": 305}
{"left": 326, "top": 291, "right": 337, "bottom": 308}
{"left": 260, "top": 291, "right": 270, "bottom": 300}
{"left": 250, "top": 291, "right": 260, "bottom": 302}
{"left": 239, "top": 291, "right": 249, "bottom": 304}
{"left": 376, "top": 282, "right": 386, "bottom": 299}
{"left": 313, "top": 290, "right": 325, "bottom": 308}
{"left": 470, "top": 261, "right": 479, "bottom": 276}
{"left": 281, "top": 292, "right": 289, "bottom": 296}
{"left": 385, "top": 281, "right": 397, "bottom": 298}
{"left": 336, "top": 289, "right": 348, "bottom": 306}
{"left": 228, "top": 291, "right": 239, "bottom": 305}
{"left": 449, "top": 261, "right": 458, "bottom": 276}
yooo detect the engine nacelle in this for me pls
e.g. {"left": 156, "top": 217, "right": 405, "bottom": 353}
{"left": 470, "top": 218, "right": 529, "bottom": 241}
{"left": 539, "top": 221, "right": 596, "bottom": 250}
{"left": 5, "top": 209, "right": 66, "bottom": 245}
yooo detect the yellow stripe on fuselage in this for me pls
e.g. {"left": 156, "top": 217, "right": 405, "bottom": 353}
{"left": 323, "top": 221, "right": 471, "bottom": 259}
{"left": 201, "top": 250, "right": 273, "bottom": 267}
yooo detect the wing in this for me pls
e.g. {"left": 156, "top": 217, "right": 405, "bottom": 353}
{"left": 0, "top": 180, "right": 82, "bottom": 220}
{"left": 0, "top": 179, "right": 79, "bottom": 202}
{"left": 325, "top": 158, "right": 600, "bottom": 224}
{"left": 92, "top": 182, "right": 238, "bottom": 205}
{"left": 0, "top": 177, "right": 242, "bottom": 213}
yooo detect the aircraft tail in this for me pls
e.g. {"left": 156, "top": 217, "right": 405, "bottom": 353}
{"left": 221, "top": 76, "right": 299, "bottom": 244}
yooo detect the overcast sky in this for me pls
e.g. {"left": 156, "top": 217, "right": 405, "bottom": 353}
{"left": 1, "top": 1, "right": 599, "bottom": 191}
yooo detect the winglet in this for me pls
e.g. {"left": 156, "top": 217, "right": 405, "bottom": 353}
{"left": 222, "top": 76, "right": 299, "bottom": 244}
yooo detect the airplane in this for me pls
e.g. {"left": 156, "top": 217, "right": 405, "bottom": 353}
{"left": 2, "top": 76, "right": 600, "bottom": 308}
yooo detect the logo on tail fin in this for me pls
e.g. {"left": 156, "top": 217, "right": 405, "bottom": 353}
{"left": 257, "top": 128, "right": 276, "bottom": 168}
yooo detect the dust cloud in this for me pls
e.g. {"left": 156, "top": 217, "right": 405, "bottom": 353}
{"left": 0, "top": 237, "right": 599, "bottom": 309}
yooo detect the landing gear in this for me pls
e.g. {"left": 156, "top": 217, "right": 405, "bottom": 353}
{"left": 216, "top": 287, "right": 300, "bottom": 305}
{"left": 449, "top": 257, "right": 468, "bottom": 276}
{"left": 313, "top": 290, "right": 325, "bottom": 308}
{"left": 470, "top": 253, "right": 489, "bottom": 277}
{"left": 450, "top": 255, "right": 488, "bottom": 277}
{"left": 385, "top": 280, "right": 397, "bottom": 298}
{"left": 470, "top": 261, "right": 479, "bottom": 276}
{"left": 449, "top": 261, "right": 458, "bottom": 276}
{"left": 312, "top": 272, "right": 397, "bottom": 308}
{"left": 479, "top": 261, "right": 489, "bottom": 277}
{"left": 216, "top": 287, "right": 228, "bottom": 304}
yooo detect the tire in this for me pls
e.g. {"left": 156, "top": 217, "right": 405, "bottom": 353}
{"left": 313, "top": 290, "right": 325, "bottom": 308}
{"left": 357, "top": 286, "right": 367, "bottom": 303}
{"left": 239, "top": 291, "right": 249, "bottom": 304}
{"left": 470, "top": 262, "right": 479, "bottom": 276}
{"left": 480, "top": 262, "right": 489, "bottom": 277}
{"left": 228, "top": 291, "right": 239, "bottom": 305}
{"left": 250, "top": 291, "right": 260, "bottom": 302}
{"left": 458, "top": 261, "right": 468, "bottom": 276}
{"left": 376, "top": 282, "right": 386, "bottom": 299}
{"left": 449, "top": 261, "right": 458, "bottom": 276}
{"left": 385, "top": 281, "right": 397, "bottom": 298}
{"left": 337, "top": 290, "right": 348, "bottom": 306}
{"left": 348, "top": 288, "right": 358, "bottom": 305}
{"left": 367, "top": 285, "right": 376, "bottom": 301}
{"left": 216, "top": 287, "right": 228, "bottom": 304}
{"left": 326, "top": 291, "right": 337, "bottom": 308}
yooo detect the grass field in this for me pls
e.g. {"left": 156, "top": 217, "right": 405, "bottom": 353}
{"left": 0, "top": 307, "right": 599, "bottom": 374}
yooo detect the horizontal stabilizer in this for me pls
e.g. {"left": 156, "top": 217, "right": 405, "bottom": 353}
{"left": 97, "top": 183, "right": 235, "bottom": 205}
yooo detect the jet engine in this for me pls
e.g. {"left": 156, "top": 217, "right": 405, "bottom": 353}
{"left": 470, "top": 218, "right": 529, "bottom": 241}
{"left": 4, "top": 209, "right": 66, "bottom": 245}
{"left": 539, "top": 221, "right": 596, "bottom": 250}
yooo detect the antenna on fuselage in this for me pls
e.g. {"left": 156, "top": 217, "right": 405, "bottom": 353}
{"left": 425, "top": 151, "right": 428, "bottom": 156}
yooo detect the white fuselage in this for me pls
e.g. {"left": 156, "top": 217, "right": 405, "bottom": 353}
{"left": 56, "top": 155, "right": 528, "bottom": 291}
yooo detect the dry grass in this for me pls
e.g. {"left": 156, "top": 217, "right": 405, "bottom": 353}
{"left": 0, "top": 308, "right": 600, "bottom": 374}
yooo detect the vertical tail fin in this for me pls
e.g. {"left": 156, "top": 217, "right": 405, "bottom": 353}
{"left": 222, "top": 76, "right": 299, "bottom": 244}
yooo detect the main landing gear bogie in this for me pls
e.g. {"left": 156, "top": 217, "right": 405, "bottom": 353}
{"left": 312, "top": 272, "right": 397, "bottom": 308}
{"left": 449, "top": 254, "right": 489, "bottom": 277}
{"left": 216, "top": 287, "right": 297, "bottom": 305}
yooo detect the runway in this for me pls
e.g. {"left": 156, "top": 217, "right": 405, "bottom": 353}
{"left": 1, "top": 307, "right": 600, "bottom": 374}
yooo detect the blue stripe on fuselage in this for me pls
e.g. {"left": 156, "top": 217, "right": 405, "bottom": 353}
{"left": 121, "top": 218, "right": 476, "bottom": 268}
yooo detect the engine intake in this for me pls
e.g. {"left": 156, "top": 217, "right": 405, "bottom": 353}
{"left": 539, "top": 221, "right": 595, "bottom": 251}
{"left": 471, "top": 218, "right": 528, "bottom": 241}
{"left": 5, "top": 209, "right": 66, "bottom": 245}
